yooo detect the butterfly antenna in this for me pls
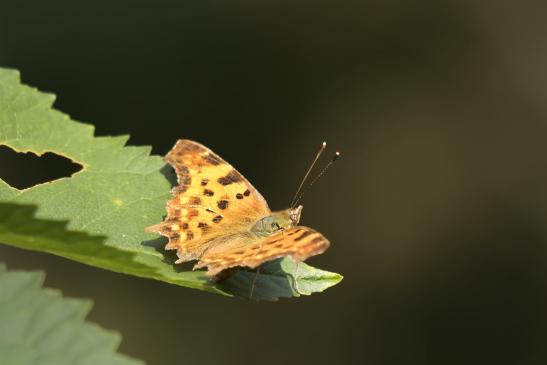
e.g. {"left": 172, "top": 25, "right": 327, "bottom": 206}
{"left": 290, "top": 141, "right": 327, "bottom": 208}
{"left": 292, "top": 151, "right": 340, "bottom": 207}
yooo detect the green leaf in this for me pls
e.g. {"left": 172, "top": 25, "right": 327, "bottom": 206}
{"left": 0, "top": 262, "right": 143, "bottom": 365}
{"left": 0, "top": 67, "right": 342, "bottom": 300}
{"left": 221, "top": 258, "right": 343, "bottom": 301}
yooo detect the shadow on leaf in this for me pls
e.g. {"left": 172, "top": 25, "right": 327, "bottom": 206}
{"left": 0, "top": 202, "right": 163, "bottom": 278}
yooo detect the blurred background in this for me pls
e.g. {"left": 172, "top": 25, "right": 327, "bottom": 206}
{"left": 1, "top": 1, "right": 547, "bottom": 364}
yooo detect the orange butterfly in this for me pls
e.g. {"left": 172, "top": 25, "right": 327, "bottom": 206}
{"left": 146, "top": 140, "right": 337, "bottom": 277}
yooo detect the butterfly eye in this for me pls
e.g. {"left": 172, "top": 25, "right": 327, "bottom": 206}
{"left": 271, "top": 222, "right": 282, "bottom": 230}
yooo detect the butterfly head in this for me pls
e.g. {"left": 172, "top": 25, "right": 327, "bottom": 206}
{"left": 272, "top": 205, "right": 303, "bottom": 228}
{"left": 289, "top": 205, "right": 303, "bottom": 226}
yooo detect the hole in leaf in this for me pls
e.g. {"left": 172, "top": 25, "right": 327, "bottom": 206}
{"left": 0, "top": 145, "right": 83, "bottom": 189}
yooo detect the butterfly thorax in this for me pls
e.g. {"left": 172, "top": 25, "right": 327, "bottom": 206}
{"left": 250, "top": 205, "right": 303, "bottom": 237}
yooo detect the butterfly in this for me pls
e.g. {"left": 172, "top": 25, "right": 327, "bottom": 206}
{"left": 146, "top": 139, "right": 337, "bottom": 278}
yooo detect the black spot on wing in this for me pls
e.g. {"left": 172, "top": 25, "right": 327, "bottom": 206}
{"left": 198, "top": 222, "right": 210, "bottom": 233}
{"left": 217, "top": 200, "right": 229, "bottom": 210}
{"left": 266, "top": 238, "right": 283, "bottom": 245}
{"left": 212, "top": 215, "right": 223, "bottom": 223}
{"left": 203, "top": 189, "right": 214, "bottom": 196}
{"left": 287, "top": 228, "right": 302, "bottom": 236}
{"left": 181, "top": 142, "right": 203, "bottom": 153}
{"left": 218, "top": 170, "right": 243, "bottom": 185}
{"left": 174, "top": 166, "right": 191, "bottom": 193}
{"left": 294, "top": 230, "right": 314, "bottom": 241}
{"left": 203, "top": 153, "right": 222, "bottom": 166}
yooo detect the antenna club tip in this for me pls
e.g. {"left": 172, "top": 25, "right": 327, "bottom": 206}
{"left": 321, "top": 141, "right": 327, "bottom": 147}
{"left": 333, "top": 151, "right": 341, "bottom": 161}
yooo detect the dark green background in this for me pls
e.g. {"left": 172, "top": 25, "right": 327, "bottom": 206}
{"left": 1, "top": 1, "right": 547, "bottom": 364}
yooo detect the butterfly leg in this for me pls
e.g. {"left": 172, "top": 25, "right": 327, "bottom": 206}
{"left": 293, "top": 261, "right": 301, "bottom": 294}
{"left": 249, "top": 266, "right": 261, "bottom": 300}
{"left": 248, "top": 233, "right": 269, "bottom": 300}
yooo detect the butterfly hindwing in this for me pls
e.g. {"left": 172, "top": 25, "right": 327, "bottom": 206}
{"left": 194, "top": 226, "right": 330, "bottom": 276}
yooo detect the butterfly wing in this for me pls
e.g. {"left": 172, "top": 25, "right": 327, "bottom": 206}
{"left": 194, "top": 226, "right": 330, "bottom": 276}
{"left": 146, "top": 139, "right": 271, "bottom": 262}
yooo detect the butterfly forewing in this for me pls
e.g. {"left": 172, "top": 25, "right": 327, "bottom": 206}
{"left": 146, "top": 139, "right": 271, "bottom": 262}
